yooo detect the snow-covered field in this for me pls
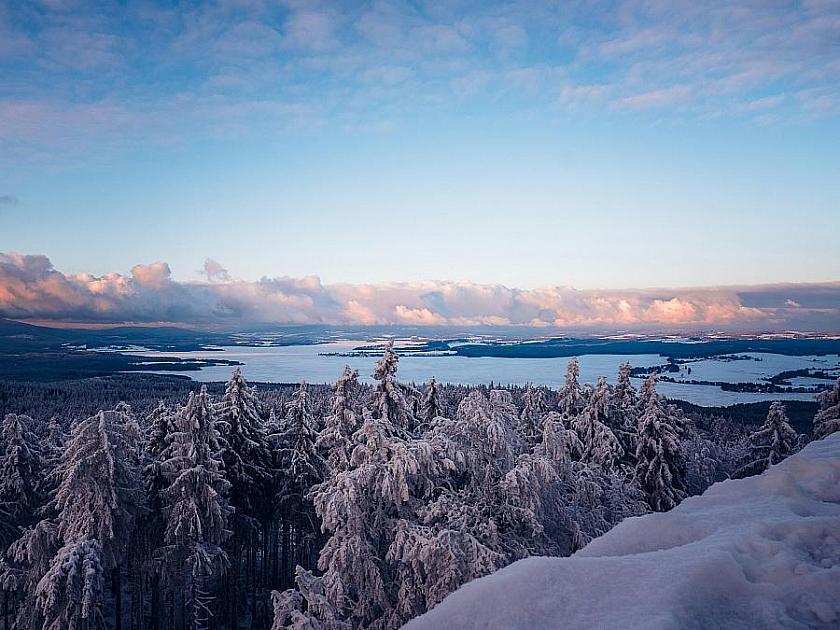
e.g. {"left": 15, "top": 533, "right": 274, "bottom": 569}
{"left": 407, "top": 434, "right": 840, "bottom": 630}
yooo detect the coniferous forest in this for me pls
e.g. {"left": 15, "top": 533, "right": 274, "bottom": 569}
{"left": 2, "top": 342, "right": 837, "bottom": 630}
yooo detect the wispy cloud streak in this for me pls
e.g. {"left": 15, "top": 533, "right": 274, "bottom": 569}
{"left": 1, "top": 1, "right": 839, "bottom": 164}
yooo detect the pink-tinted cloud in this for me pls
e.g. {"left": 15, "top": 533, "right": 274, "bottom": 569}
{"left": 1, "top": 252, "right": 839, "bottom": 331}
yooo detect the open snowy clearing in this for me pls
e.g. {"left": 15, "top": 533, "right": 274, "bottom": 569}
{"left": 407, "top": 433, "right": 840, "bottom": 630}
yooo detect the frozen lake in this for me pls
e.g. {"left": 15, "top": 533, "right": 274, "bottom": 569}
{"left": 134, "top": 342, "right": 840, "bottom": 407}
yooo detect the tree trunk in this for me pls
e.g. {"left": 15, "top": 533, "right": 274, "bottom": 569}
{"left": 230, "top": 526, "right": 240, "bottom": 630}
{"left": 113, "top": 567, "right": 123, "bottom": 630}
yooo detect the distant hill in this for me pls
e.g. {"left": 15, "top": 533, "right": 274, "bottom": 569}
{"left": 0, "top": 319, "right": 240, "bottom": 381}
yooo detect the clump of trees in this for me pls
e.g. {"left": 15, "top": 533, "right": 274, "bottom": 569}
{"left": 0, "top": 345, "right": 830, "bottom": 630}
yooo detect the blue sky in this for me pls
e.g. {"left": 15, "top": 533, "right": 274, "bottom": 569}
{"left": 1, "top": 0, "right": 839, "bottom": 293}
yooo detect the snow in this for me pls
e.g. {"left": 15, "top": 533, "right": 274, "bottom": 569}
{"left": 406, "top": 433, "right": 840, "bottom": 630}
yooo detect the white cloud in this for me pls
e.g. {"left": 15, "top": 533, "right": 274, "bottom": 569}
{"left": 2, "top": 252, "right": 838, "bottom": 331}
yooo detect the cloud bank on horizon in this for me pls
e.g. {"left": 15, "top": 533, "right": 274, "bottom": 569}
{"left": 2, "top": 253, "right": 838, "bottom": 332}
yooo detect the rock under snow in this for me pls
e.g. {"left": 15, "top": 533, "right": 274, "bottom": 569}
{"left": 407, "top": 433, "right": 840, "bottom": 630}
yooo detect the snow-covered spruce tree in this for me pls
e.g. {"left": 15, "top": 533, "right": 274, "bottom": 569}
{"left": 317, "top": 367, "right": 361, "bottom": 474}
{"left": 385, "top": 514, "right": 500, "bottom": 622}
{"left": 634, "top": 375, "right": 687, "bottom": 512}
{"left": 0, "top": 414, "right": 43, "bottom": 546}
{"left": 140, "top": 401, "right": 177, "bottom": 630}
{"left": 145, "top": 400, "right": 175, "bottom": 460}
{"left": 421, "top": 391, "right": 559, "bottom": 563}
{"left": 40, "top": 416, "right": 66, "bottom": 495}
{"left": 215, "top": 369, "right": 273, "bottom": 629}
{"left": 216, "top": 368, "right": 272, "bottom": 519}
{"left": 813, "top": 378, "right": 840, "bottom": 439}
{"left": 609, "top": 362, "right": 640, "bottom": 468}
{"left": 573, "top": 410, "right": 624, "bottom": 472}
{"left": 519, "top": 383, "right": 548, "bottom": 445}
{"left": 274, "top": 404, "right": 456, "bottom": 629}
{"left": 572, "top": 376, "right": 624, "bottom": 472}
{"left": 611, "top": 362, "right": 638, "bottom": 423}
{"left": 418, "top": 376, "right": 445, "bottom": 433}
{"left": 683, "top": 434, "right": 725, "bottom": 495}
{"left": 372, "top": 341, "right": 416, "bottom": 436}
{"left": 439, "top": 390, "right": 517, "bottom": 489}
{"left": 558, "top": 357, "right": 585, "bottom": 418}
{"left": 553, "top": 462, "right": 648, "bottom": 553}
{"left": 36, "top": 405, "right": 144, "bottom": 630}
{"left": 274, "top": 382, "right": 327, "bottom": 584}
{"left": 2, "top": 518, "right": 58, "bottom": 630}
{"left": 536, "top": 411, "right": 583, "bottom": 464}
{"left": 734, "top": 401, "right": 800, "bottom": 478}
{"left": 159, "top": 385, "right": 232, "bottom": 630}
{"left": 637, "top": 373, "right": 690, "bottom": 438}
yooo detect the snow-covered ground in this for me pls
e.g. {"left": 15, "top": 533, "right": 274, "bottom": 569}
{"left": 407, "top": 434, "right": 840, "bottom": 630}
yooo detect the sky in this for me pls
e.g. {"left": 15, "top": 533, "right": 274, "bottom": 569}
{"left": 1, "top": 1, "right": 839, "bottom": 329}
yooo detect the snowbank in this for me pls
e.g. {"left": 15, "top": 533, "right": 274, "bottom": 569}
{"left": 407, "top": 434, "right": 840, "bottom": 630}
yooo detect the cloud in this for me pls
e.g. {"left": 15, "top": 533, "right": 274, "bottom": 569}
{"left": 617, "top": 85, "right": 692, "bottom": 110}
{"left": 202, "top": 258, "right": 231, "bottom": 283}
{"left": 3, "top": 0, "right": 840, "bottom": 167}
{"left": 1, "top": 252, "right": 838, "bottom": 331}
{"left": 0, "top": 195, "right": 18, "bottom": 205}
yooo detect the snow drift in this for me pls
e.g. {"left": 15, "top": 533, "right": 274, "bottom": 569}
{"left": 407, "top": 433, "right": 840, "bottom": 630}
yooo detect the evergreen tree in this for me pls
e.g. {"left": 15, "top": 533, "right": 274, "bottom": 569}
{"left": 536, "top": 411, "right": 583, "bottom": 464}
{"left": 611, "top": 362, "right": 638, "bottom": 422}
{"left": 139, "top": 401, "right": 177, "bottom": 630}
{"left": 418, "top": 376, "right": 444, "bottom": 432}
{"left": 274, "top": 383, "right": 327, "bottom": 580}
{"left": 275, "top": 404, "right": 453, "bottom": 629}
{"left": 0, "top": 414, "right": 42, "bottom": 544}
{"left": 36, "top": 406, "right": 144, "bottom": 630}
{"left": 145, "top": 401, "right": 174, "bottom": 461}
{"left": 215, "top": 369, "right": 272, "bottom": 628}
{"left": 573, "top": 410, "right": 623, "bottom": 472}
{"left": 519, "top": 383, "right": 547, "bottom": 445}
{"left": 813, "top": 378, "right": 840, "bottom": 439}
{"left": 159, "top": 386, "right": 232, "bottom": 630}
{"left": 372, "top": 342, "right": 415, "bottom": 435}
{"left": 735, "top": 401, "right": 800, "bottom": 478}
{"left": 558, "top": 358, "right": 585, "bottom": 417}
{"left": 216, "top": 369, "right": 272, "bottom": 519}
{"left": 634, "top": 376, "right": 686, "bottom": 511}
{"left": 610, "top": 363, "right": 640, "bottom": 468}
{"left": 318, "top": 367, "right": 361, "bottom": 474}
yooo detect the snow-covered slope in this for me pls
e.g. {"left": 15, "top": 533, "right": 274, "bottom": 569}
{"left": 407, "top": 434, "right": 840, "bottom": 630}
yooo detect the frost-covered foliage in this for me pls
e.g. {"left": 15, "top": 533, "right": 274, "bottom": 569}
{"left": 574, "top": 390, "right": 624, "bottom": 474}
{"left": 216, "top": 368, "right": 272, "bottom": 520}
{"left": 317, "top": 367, "right": 361, "bottom": 474}
{"left": 557, "top": 357, "right": 584, "bottom": 417}
{"left": 0, "top": 414, "right": 42, "bottom": 544}
{"left": 519, "top": 383, "right": 547, "bottom": 444}
{"left": 0, "top": 348, "right": 782, "bottom": 630}
{"left": 280, "top": 406, "right": 453, "bottom": 629}
{"left": 37, "top": 406, "right": 144, "bottom": 630}
{"left": 408, "top": 435, "right": 840, "bottom": 630}
{"left": 276, "top": 383, "right": 326, "bottom": 505}
{"left": 159, "top": 385, "right": 232, "bottom": 630}
{"left": 371, "top": 341, "right": 416, "bottom": 435}
{"left": 536, "top": 412, "right": 582, "bottom": 463}
{"left": 734, "top": 401, "right": 800, "bottom": 478}
{"left": 418, "top": 377, "right": 444, "bottom": 432}
{"left": 634, "top": 376, "right": 687, "bottom": 511}
{"left": 813, "top": 377, "right": 840, "bottom": 439}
